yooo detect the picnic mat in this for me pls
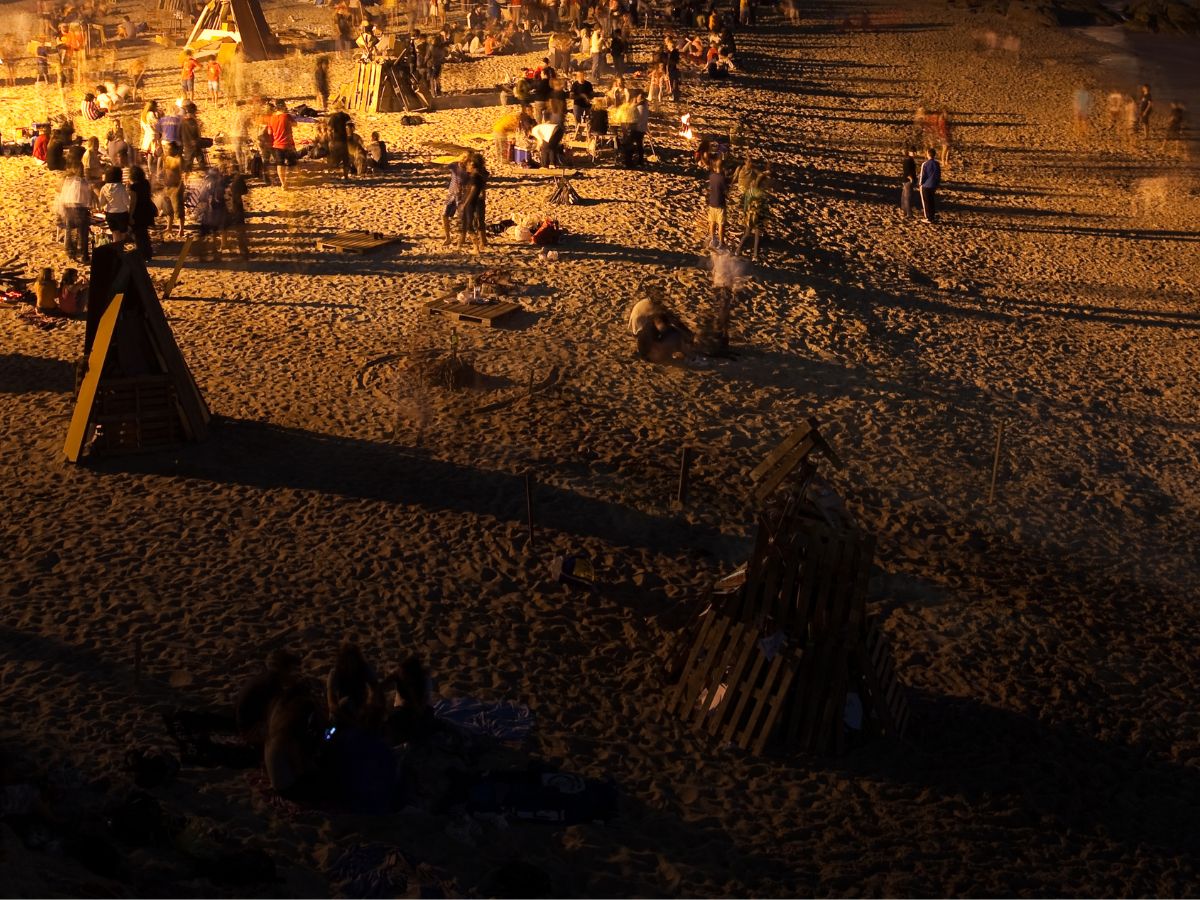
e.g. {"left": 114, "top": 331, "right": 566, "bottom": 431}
{"left": 325, "top": 842, "right": 458, "bottom": 899}
{"left": 433, "top": 696, "right": 534, "bottom": 745}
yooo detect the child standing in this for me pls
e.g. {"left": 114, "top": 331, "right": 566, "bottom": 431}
{"left": 206, "top": 56, "right": 221, "bottom": 102}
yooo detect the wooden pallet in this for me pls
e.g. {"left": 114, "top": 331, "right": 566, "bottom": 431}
{"left": 668, "top": 614, "right": 798, "bottom": 755}
{"left": 748, "top": 418, "right": 843, "bottom": 506}
{"left": 427, "top": 298, "right": 523, "bottom": 327}
{"left": 856, "top": 616, "right": 910, "bottom": 739}
{"left": 315, "top": 231, "right": 400, "bottom": 254}
{"left": 91, "top": 374, "right": 184, "bottom": 454}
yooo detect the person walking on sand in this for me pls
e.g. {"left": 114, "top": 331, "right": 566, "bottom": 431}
{"left": 919, "top": 147, "right": 941, "bottom": 224}
{"left": 1136, "top": 83, "right": 1153, "bottom": 139}
{"left": 268, "top": 99, "right": 298, "bottom": 190}
{"left": 1160, "top": 101, "right": 1185, "bottom": 156}
{"left": 706, "top": 156, "right": 728, "bottom": 249}
{"left": 900, "top": 146, "right": 916, "bottom": 218}
{"left": 441, "top": 151, "right": 468, "bottom": 245}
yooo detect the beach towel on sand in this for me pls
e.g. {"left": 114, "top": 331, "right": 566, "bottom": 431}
{"left": 433, "top": 696, "right": 534, "bottom": 745}
{"left": 326, "top": 842, "right": 457, "bottom": 899}
{"left": 465, "top": 768, "right": 618, "bottom": 824}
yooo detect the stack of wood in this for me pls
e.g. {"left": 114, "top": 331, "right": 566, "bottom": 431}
{"left": 547, "top": 175, "right": 582, "bottom": 205}
{"left": 667, "top": 419, "right": 910, "bottom": 755}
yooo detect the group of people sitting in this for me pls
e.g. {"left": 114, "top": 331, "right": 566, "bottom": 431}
{"left": 166, "top": 643, "right": 432, "bottom": 814}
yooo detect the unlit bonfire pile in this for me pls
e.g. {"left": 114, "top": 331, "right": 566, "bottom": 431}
{"left": 667, "top": 419, "right": 910, "bottom": 755}
{"left": 547, "top": 176, "right": 583, "bottom": 205}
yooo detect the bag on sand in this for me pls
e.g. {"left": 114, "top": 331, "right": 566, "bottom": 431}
{"left": 531, "top": 218, "right": 561, "bottom": 245}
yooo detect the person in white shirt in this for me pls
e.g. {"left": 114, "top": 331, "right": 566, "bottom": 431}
{"left": 589, "top": 26, "right": 603, "bottom": 79}
{"left": 531, "top": 121, "right": 566, "bottom": 167}
{"left": 98, "top": 167, "right": 131, "bottom": 242}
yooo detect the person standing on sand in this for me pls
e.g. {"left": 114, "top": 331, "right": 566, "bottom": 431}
{"left": 181, "top": 50, "right": 197, "bottom": 102}
{"left": 1137, "top": 84, "right": 1153, "bottom": 139}
{"left": 706, "top": 156, "right": 728, "bottom": 249}
{"left": 206, "top": 56, "right": 221, "bottom": 102}
{"left": 1160, "top": 102, "right": 1186, "bottom": 156}
{"left": 441, "top": 151, "right": 468, "bottom": 245}
{"left": 314, "top": 56, "right": 331, "bottom": 110}
{"left": 456, "top": 153, "right": 488, "bottom": 254}
{"left": 161, "top": 142, "right": 186, "bottom": 239}
{"left": 900, "top": 146, "right": 916, "bottom": 218}
{"left": 919, "top": 147, "right": 941, "bottom": 224}
{"left": 268, "top": 99, "right": 297, "bottom": 190}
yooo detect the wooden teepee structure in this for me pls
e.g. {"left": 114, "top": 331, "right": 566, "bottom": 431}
{"left": 64, "top": 247, "right": 209, "bottom": 463}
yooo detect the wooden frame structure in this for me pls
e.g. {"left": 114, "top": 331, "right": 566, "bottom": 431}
{"left": 64, "top": 250, "right": 209, "bottom": 462}
{"left": 669, "top": 420, "right": 910, "bottom": 756}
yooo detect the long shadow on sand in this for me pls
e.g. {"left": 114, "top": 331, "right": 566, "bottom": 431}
{"left": 0, "top": 353, "right": 76, "bottom": 394}
{"left": 92, "top": 417, "right": 735, "bottom": 555}
{"left": 826, "top": 692, "right": 1200, "bottom": 891}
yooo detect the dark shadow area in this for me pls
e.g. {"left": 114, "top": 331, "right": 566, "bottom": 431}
{"left": 0, "top": 352, "right": 76, "bottom": 394}
{"left": 826, "top": 692, "right": 1200, "bottom": 886}
{"left": 89, "top": 417, "right": 734, "bottom": 554}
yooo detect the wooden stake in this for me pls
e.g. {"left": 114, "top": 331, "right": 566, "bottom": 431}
{"left": 527, "top": 365, "right": 535, "bottom": 397}
{"left": 162, "top": 236, "right": 195, "bottom": 300}
{"left": 133, "top": 634, "right": 142, "bottom": 688}
{"left": 525, "top": 471, "right": 535, "bottom": 545}
{"left": 988, "top": 420, "right": 1005, "bottom": 505}
{"left": 676, "top": 446, "right": 696, "bottom": 507}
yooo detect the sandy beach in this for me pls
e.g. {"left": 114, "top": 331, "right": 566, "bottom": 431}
{"left": 2, "top": 0, "right": 1199, "bottom": 895}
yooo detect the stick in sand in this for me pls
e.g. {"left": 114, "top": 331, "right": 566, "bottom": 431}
{"left": 676, "top": 446, "right": 696, "bottom": 507}
{"left": 988, "top": 420, "right": 1005, "bottom": 505}
{"left": 162, "top": 236, "right": 195, "bottom": 300}
{"left": 525, "top": 471, "right": 535, "bottom": 545}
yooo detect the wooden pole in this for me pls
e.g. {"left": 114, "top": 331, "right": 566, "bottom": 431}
{"left": 988, "top": 420, "right": 1005, "bottom": 505}
{"left": 676, "top": 446, "right": 695, "bottom": 507}
{"left": 524, "top": 471, "right": 535, "bottom": 545}
{"left": 161, "top": 236, "right": 195, "bottom": 300}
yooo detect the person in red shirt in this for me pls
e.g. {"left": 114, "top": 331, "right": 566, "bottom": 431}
{"left": 206, "top": 58, "right": 221, "bottom": 101}
{"left": 267, "top": 99, "right": 297, "bottom": 190}
{"left": 181, "top": 50, "right": 197, "bottom": 101}
{"left": 32, "top": 124, "right": 50, "bottom": 163}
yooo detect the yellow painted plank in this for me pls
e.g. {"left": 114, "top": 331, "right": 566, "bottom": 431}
{"left": 64, "top": 293, "right": 125, "bottom": 463}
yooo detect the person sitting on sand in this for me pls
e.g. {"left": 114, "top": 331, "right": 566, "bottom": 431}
{"left": 382, "top": 655, "right": 433, "bottom": 743}
{"left": 327, "top": 641, "right": 384, "bottom": 729}
{"left": 366, "top": 130, "right": 389, "bottom": 170}
{"left": 235, "top": 649, "right": 304, "bottom": 746}
{"left": 264, "top": 682, "right": 328, "bottom": 799}
{"left": 636, "top": 310, "right": 694, "bottom": 363}
{"left": 32, "top": 124, "right": 50, "bottom": 164}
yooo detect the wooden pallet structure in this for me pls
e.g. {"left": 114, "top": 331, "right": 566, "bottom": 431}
{"left": 315, "top": 231, "right": 401, "bottom": 255}
{"left": 64, "top": 246, "right": 209, "bottom": 462}
{"left": 427, "top": 298, "right": 525, "bottom": 327}
{"left": 669, "top": 421, "right": 910, "bottom": 756}
{"left": 748, "top": 417, "right": 843, "bottom": 507}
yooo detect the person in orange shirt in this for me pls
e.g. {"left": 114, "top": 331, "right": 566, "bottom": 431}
{"left": 181, "top": 50, "right": 197, "bottom": 101}
{"left": 206, "top": 58, "right": 221, "bottom": 101}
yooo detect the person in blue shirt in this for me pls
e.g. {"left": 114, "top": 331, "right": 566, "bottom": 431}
{"left": 919, "top": 146, "right": 941, "bottom": 224}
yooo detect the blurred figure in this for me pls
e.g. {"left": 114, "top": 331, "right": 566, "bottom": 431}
{"left": 1160, "top": 102, "right": 1187, "bottom": 158}
{"left": 1072, "top": 85, "right": 1092, "bottom": 138}
{"left": 1137, "top": 83, "right": 1153, "bottom": 139}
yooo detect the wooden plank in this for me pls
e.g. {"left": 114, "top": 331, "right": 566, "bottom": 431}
{"left": 427, "top": 300, "right": 521, "bottom": 327}
{"left": 127, "top": 254, "right": 210, "bottom": 439}
{"left": 705, "top": 624, "right": 757, "bottom": 738}
{"left": 316, "top": 230, "right": 400, "bottom": 254}
{"left": 64, "top": 292, "right": 125, "bottom": 462}
{"left": 668, "top": 611, "right": 720, "bottom": 712}
{"left": 161, "top": 236, "right": 194, "bottom": 300}
{"left": 673, "top": 614, "right": 728, "bottom": 719}
{"left": 722, "top": 643, "right": 768, "bottom": 749}
{"left": 751, "top": 434, "right": 819, "bottom": 504}
{"left": 748, "top": 418, "right": 820, "bottom": 482}
{"left": 739, "top": 652, "right": 786, "bottom": 751}
{"left": 753, "top": 656, "right": 798, "bottom": 755}
{"left": 691, "top": 621, "right": 747, "bottom": 732}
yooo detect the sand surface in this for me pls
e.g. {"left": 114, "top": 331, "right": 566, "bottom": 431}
{"left": 1, "top": 0, "right": 1199, "bottom": 895}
